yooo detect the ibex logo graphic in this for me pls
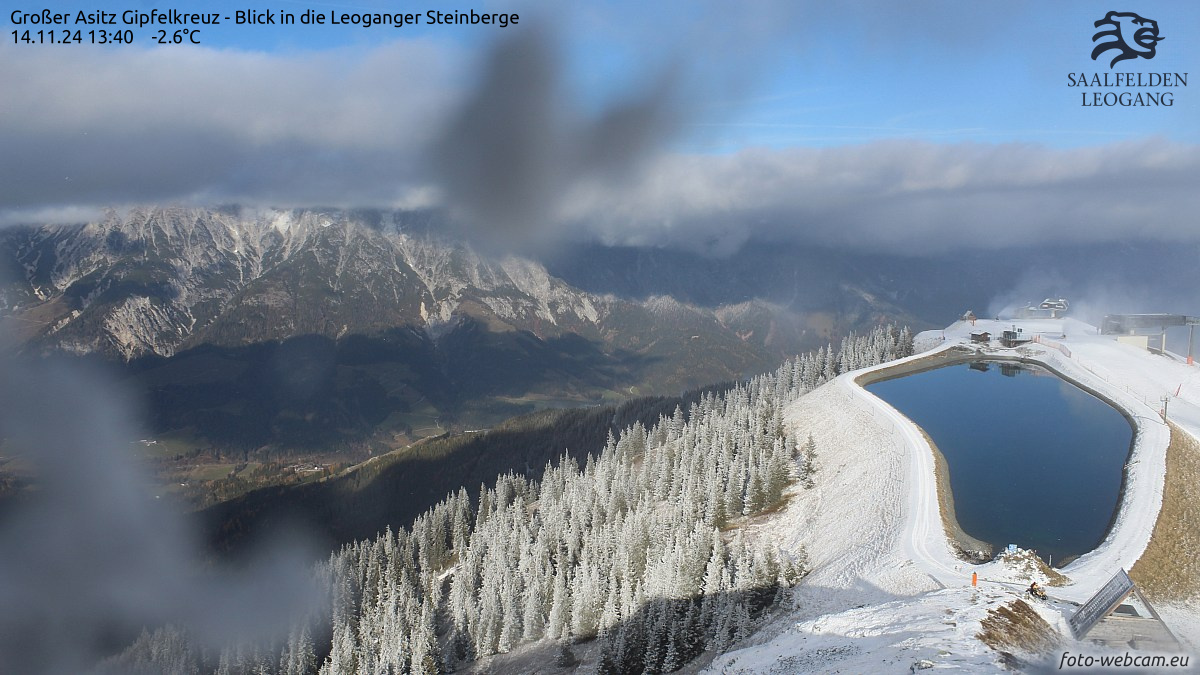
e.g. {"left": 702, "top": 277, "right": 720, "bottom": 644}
{"left": 1092, "top": 11, "right": 1163, "bottom": 68}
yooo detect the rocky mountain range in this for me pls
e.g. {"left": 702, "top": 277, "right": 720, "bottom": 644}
{"left": 4, "top": 206, "right": 1197, "bottom": 457}
{"left": 0, "top": 207, "right": 907, "bottom": 453}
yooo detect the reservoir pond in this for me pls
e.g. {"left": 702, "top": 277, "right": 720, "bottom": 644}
{"left": 866, "top": 360, "right": 1133, "bottom": 564}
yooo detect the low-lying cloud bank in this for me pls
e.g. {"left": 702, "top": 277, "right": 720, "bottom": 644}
{"left": 3, "top": 5, "right": 1197, "bottom": 256}
{"left": 560, "top": 138, "right": 1200, "bottom": 255}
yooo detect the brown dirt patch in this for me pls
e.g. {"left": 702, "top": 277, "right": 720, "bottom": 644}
{"left": 1130, "top": 424, "right": 1200, "bottom": 602}
{"left": 977, "top": 599, "right": 1060, "bottom": 656}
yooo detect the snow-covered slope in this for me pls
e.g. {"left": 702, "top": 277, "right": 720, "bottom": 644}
{"left": 1, "top": 207, "right": 802, "bottom": 401}
{"left": 0, "top": 207, "right": 627, "bottom": 358}
{"left": 707, "top": 317, "right": 1199, "bottom": 671}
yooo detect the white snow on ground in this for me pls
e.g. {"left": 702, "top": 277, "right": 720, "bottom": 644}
{"left": 710, "top": 585, "right": 1053, "bottom": 674}
{"left": 706, "top": 317, "right": 1200, "bottom": 672}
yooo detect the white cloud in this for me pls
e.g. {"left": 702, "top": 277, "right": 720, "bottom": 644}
{"left": 3, "top": 2, "right": 1197, "bottom": 255}
{"left": 559, "top": 138, "right": 1200, "bottom": 254}
{"left": 0, "top": 40, "right": 459, "bottom": 211}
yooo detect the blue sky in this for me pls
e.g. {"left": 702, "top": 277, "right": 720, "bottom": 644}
{"left": 7, "top": 0, "right": 1196, "bottom": 147}
{"left": 673, "top": 1, "right": 1198, "bottom": 150}
{"left": 1, "top": 1, "right": 1198, "bottom": 252}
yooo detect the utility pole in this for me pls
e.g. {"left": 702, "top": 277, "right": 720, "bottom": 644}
{"left": 1161, "top": 394, "right": 1170, "bottom": 421}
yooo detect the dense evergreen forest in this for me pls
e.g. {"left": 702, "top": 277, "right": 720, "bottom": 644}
{"left": 106, "top": 326, "right": 913, "bottom": 674}
{"left": 201, "top": 384, "right": 736, "bottom": 558}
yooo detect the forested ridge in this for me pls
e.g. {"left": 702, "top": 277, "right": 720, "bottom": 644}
{"left": 202, "top": 384, "right": 736, "bottom": 557}
{"left": 107, "top": 326, "right": 913, "bottom": 674}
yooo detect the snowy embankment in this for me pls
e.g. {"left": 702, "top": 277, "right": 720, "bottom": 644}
{"left": 706, "top": 317, "right": 1199, "bottom": 672}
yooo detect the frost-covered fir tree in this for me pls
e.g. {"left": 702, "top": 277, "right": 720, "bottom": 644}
{"left": 108, "top": 325, "right": 912, "bottom": 674}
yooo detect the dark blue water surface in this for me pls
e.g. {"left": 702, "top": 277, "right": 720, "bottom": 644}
{"left": 867, "top": 360, "right": 1133, "bottom": 564}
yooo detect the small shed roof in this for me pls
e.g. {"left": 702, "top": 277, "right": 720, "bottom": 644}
{"left": 1070, "top": 569, "right": 1179, "bottom": 651}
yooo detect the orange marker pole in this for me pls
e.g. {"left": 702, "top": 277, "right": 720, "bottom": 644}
{"left": 971, "top": 572, "right": 977, "bottom": 587}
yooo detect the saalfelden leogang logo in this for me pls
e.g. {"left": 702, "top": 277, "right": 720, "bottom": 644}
{"left": 1067, "top": 10, "right": 1186, "bottom": 107}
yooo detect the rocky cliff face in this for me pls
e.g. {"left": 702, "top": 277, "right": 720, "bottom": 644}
{"left": 0, "top": 207, "right": 645, "bottom": 360}
{"left": 1, "top": 208, "right": 814, "bottom": 450}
